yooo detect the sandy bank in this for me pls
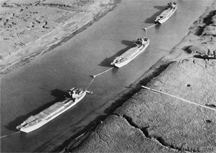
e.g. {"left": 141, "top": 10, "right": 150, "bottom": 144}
{"left": 65, "top": 1, "right": 216, "bottom": 153}
{"left": 0, "top": 0, "right": 119, "bottom": 76}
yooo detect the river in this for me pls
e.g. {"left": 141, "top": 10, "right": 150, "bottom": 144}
{"left": 1, "top": 0, "right": 214, "bottom": 152}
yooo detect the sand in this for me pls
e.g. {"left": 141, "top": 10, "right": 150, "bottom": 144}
{"left": 0, "top": 0, "right": 119, "bottom": 75}
{"left": 66, "top": 1, "right": 216, "bottom": 153}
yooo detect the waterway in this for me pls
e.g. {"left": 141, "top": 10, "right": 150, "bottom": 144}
{"left": 1, "top": 0, "right": 214, "bottom": 152}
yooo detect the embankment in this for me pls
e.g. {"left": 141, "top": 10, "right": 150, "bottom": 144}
{"left": 0, "top": 0, "right": 120, "bottom": 76}
{"left": 65, "top": 1, "right": 216, "bottom": 153}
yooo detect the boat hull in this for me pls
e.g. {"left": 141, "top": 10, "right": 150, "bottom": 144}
{"left": 155, "top": 6, "right": 177, "bottom": 24}
{"left": 111, "top": 40, "right": 150, "bottom": 68}
{"left": 19, "top": 91, "right": 87, "bottom": 133}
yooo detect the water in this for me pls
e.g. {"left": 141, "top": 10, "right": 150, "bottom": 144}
{"left": 1, "top": 0, "right": 214, "bottom": 152}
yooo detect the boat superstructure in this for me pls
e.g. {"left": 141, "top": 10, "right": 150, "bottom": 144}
{"left": 16, "top": 88, "right": 91, "bottom": 133}
{"left": 111, "top": 37, "right": 150, "bottom": 68}
{"left": 155, "top": 2, "right": 177, "bottom": 24}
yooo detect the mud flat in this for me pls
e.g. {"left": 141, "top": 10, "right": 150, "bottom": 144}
{"left": 0, "top": 0, "right": 119, "bottom": 75}
{"left": 66, "top": 1, "right": 216, "bottom": 153}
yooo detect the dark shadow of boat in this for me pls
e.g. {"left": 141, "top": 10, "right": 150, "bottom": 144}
{"left": 144, "top": 5, "right": 165, "bottom": 24}
{"left": 5, "top": 89, "right": 68, "bottom": 131}
{"left": 155, "top": 23, "right": 161, "bottom": 30}
{"left": 111, "top": 67, "right": 119, "bottom": 74}
{"left": 99, "top": 40, "right": 135, "bottom": 67}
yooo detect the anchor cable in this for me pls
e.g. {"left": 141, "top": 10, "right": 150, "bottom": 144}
{"left": 0, "top": 131, "right": 20, "bottom": 139}
{"left": 85, "top": 78, "right": 95, "bottom": 91}
{"left": 144, "top": 23, "right": 157, "bottom": 38}
{"left": 92, "top": 67, "right": 114, "bottom": 78}
{"left": 145, "top": 23, "right": 157, "bottom": 30}
{"left": 85, "top": 67, "right": 114, "bottom": 91}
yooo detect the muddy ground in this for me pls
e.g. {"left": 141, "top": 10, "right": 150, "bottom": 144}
{"left": 65, "top": 1, "right": 216, "bottom": 153}
{"left": 1, "top": 0, "right": 216, "bottom": 152}
{"left": 0, "top": 0, "right": 118, "bottom": 75}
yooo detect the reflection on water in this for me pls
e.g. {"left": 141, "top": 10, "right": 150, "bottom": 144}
{"left": 1, "top": 0, "right": 214, "bottom": 152}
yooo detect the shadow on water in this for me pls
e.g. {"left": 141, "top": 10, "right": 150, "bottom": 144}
{"left": 5, "top": 89, "right": 68, "bottom": 131}
{"left": 99, "top": 40, "right": 135, "bottom": 67}
{"left": 145, "top": 5, "right": 165, "bottom": 24}
{"left": 111, "top": 67, "right": 119, "bottom": 74}
{"left": 155, "top": 23, "right": 161, "bottom": 30}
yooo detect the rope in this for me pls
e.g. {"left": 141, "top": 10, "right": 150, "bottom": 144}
{"left": 85, "top": 78, "right": 95, "bottom": 91}
{"left": 0, "top": 131, "right": 20, "bottom": 139}
{"left": 145, "top": 28, "right": 148, "bottom": 37}
{"left": 85, "top": 67, "right": 114, "bottom": 91}
{"left": 91, "top": 67, "right": 114, "bottom": 78}
{"left": 145, "top": 24, "right": 157, "bottom": 30}
{"left": 142, "top": 85, "right": 216, "bottom": 112}
{"left": 143, "top": 24, "right": 157, "bottom": 37}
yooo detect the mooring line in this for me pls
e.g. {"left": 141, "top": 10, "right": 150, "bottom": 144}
{"left": 144, "top": 24, "right": 157, "bottom": 37}
{"left": 145, "top": 28, "right": 148, "bottom": 37}
{"left": 145, "top": 24, "right": 157, "bottom": 30}
{"left": 85, "top": 67, "right": 114, "bottom": 91}
{"left": 85, "top": 78, "right": 95, "bottom": 91}
{"left": 0, "top": 131, "right": 20, "bottom": 139}
{"left": 142, "top": 85, "right": 216, "bottom": 112}
{"left": 91, "top": 67, "right": 114, "bottom": 78}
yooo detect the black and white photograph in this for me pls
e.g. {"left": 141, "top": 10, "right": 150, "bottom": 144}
{"left": 1, "top": 0, "right": 216, "bottom": 152}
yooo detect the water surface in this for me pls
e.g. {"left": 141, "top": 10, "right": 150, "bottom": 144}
{"left": 1, "top": 0, "right": 214, "bottom": 152}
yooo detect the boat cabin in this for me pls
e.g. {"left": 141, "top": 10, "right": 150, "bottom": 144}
{"left": 167, "top": 2, "right": 176, "bottom": 9}
{"left": 68, "top": 88, "right": 83, "bottom": 99}
{"left": 135, "top": 37, "right": 148, "bottom": 46}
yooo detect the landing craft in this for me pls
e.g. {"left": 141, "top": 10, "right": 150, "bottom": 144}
{"left": 16, "top": 88, "right": 92, "bottom": 133}
{"left": 155, "top": 2, "right": 177, "bottom": 24}
{"left": 111, "top": 37, "right": 150, "bottom": 68}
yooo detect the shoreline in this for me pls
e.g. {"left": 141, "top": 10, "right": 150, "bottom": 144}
{"left": 65, "top": 1, "right": 216, "bottom": 152}
{"left": 1, "top": 0, "right": 215, "bottom": 152}
{"left": 0, "top": 0, "right": 120, "bottom": 76}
